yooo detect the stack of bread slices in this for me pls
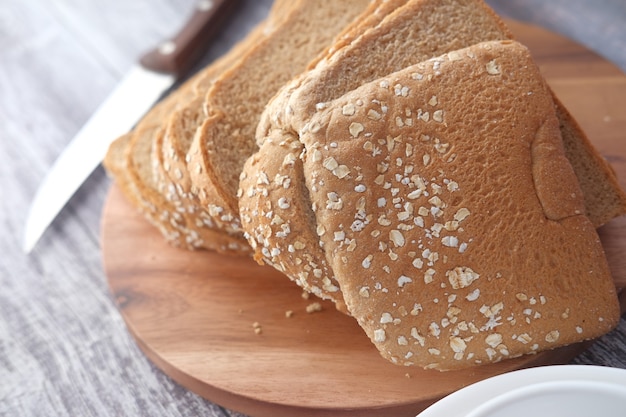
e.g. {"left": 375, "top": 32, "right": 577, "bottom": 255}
{"left": 105, "top": 0, "right": 625, "bottom": 370}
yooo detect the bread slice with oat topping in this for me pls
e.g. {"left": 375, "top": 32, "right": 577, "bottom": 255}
{"left": 104, "top": 1, "right": 297, "bottom": 253}
{"left": 105, "top": 58, "right": 255, "bottom": 252}
{"left": 241, "top": 40, "right": 620, "bottom": 370}
{"left": 104, "top": 78, "right": 199, "bottom": 249}
{"left": 107, "top": 89, "right": 250, "bottom": 252}
{"left": 105, "top": 0, "right": 371, "bottom": 253}
{"left": 151, "top": 29, "right": 272, "bottom": 252}
{"left": 186, "top": 0, "right": 372, "bottom": 237}
{"left": 151, "top": 0, "right": 300, "bottom": 250}
{"left": 246, "top": 0, "right": 516, "bottom": 309}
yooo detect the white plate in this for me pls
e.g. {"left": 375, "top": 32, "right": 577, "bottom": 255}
{"left": 417, "top": 365, "right": 626, "bottom": 417}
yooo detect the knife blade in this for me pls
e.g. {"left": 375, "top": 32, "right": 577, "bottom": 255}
{"left": 24, "top": 0, "right": 240, "bottom": 253}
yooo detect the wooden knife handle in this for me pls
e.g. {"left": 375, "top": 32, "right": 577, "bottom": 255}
{"left": 139, "top": 0, "right": 239, "bottom": 77}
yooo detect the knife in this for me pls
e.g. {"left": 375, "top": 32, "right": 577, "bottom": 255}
{"left": 23, "top": 0, "right": 240, "bottom": 253}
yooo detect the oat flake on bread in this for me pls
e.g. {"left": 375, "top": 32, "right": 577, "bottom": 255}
{"left": 239, "top": 40, "right": 620, "bottom": 370}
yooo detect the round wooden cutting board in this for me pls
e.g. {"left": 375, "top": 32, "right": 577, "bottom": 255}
{"left": 101, "top": 20, "right": 626, "bottom": 417}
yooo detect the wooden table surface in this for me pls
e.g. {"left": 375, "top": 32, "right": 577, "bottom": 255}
{"left": 1, "top": 1, "right": 625, "bottom": 416}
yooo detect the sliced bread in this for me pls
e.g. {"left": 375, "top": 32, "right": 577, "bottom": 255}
{"left": 246, "top": 0, "right": 626, "bottom": 306}
{"left": 240, "top": 40, "right": 620, "bottom": 370}
{"left": 552, "top": 94, "right": 626, "bottom": 226}
{"left": 104, "top": 77, "right": 199, "bottom": 248}
{"left": 152, "top": 23, "right": 273, "bottom": 251}
{"left": 186, "top": 0, "right": 372, "bottom": 238}
{"left": 105, "top": 2, "right": 294, "bottom": 253}
{"left": 247, "top": 0, "right": 516, "bottom": 307}
{"left": 258, "top": 0, "right": 626, "bottom": 228}
{"left": 154, "top": 0, "right": 298, "bottom": 224}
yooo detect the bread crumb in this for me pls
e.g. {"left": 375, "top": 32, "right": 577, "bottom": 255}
{"left": 301, "top": 291, "right": 310, "bottom": 300}
{"left": 306, "top": 302, "right": 322, "bottom": 313}
{"left": 252, "top": 322, "right": 262, "bottom": 335}
{"left": 285, "top": 310, "right": 294, "bottom": 318}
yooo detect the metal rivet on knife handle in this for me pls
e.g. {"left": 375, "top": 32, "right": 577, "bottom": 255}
{"left": 140, "top": 0, "right": 240, "bottom": 77}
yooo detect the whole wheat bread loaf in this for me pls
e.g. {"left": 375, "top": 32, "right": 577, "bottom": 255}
{"left": 240, "top": 40, "right": 620, "bottom": 370}
{"left": 107, "top": 0, "right": 625, "bottom": 255}
{"left": 246, "top": 0, "right": 626, "bottom": 307}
